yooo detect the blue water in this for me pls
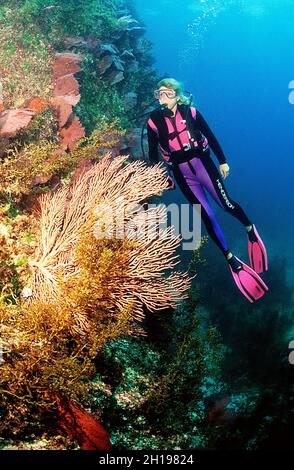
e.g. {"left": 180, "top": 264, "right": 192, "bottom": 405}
{"left": 134, "top": 0, "right": 294, "bottom": 277}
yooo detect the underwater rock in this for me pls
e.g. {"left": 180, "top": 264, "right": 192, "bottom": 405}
{"left": 100, "top": 43, "right": 119, "bottom": 55}
{"left": 85, "top": 35, "right": 102, "bottom": 52}
{"left": 25, "top": 49, "right": 86, "bottom": 188}
{"left": 63, "top": 36, "right": 88, "bottom": 49}
{"left": 107, "top": 69, "right": 124, "bottom": 86}
{"left": 97, "top": 44, "right": 126, "bottom": 84}
{"left": 51, "top": 96, "right": 73, "bottom": 128}
{"left": 53, "top": 74, "right": 80, "bottom": 105}
{"left": 51, "top": 92, "right": 80, "bottom": 108}
{"left": 60, "top": 115, "right": 85, "bottom": 150}
{"left": 0, "top": 109, "right": 35, "bottom": 137}
{"left": 47, "top": 52, "right": 85, "bottom": 157}
{"left": 123, "top": 92, "right": 137, "bottom": 111}
{"left": 97, "top": 54, "right": 115, "bottom": 75}
{"left": 113, "top": 55, "right": 125, "bottom": 72}
{"left": 121, "top": 49, "right": 135, "bottom": 60}
{"left": 121, "top": 127, "right": 147, "bottom": 160}
{"left": 52, "top": 53, "right": 83, "bottom": 115}
{"left": 126, "top": 60, "right": 139, "bottom": 74}
{"left": 54, "top": 396, "right": 112, "bottom": 450}
{"left": 53, "top": 52, "right": 83, "bottom": 78}
{"left": 64, "top": 35, "right": 101, "bottom": 53}
{"left": 51, "top": 51, "right": 83, "bottom": 132}
{"left": 98, "top": 53, "right": 124, "bottom": 76}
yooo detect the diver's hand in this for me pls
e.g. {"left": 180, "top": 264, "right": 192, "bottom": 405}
{"left": 166, "top": 175, "right": 175, "bottom": 190}
{"left": 220, "top": 163, "right": 230, "bottom": 179}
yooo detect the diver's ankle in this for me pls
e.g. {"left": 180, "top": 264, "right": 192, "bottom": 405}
{"left": 225, "top": 251, "right": 233, "bottom": 261}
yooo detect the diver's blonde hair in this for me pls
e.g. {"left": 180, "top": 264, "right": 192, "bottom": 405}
{"left": 157, "top": 78, "right": 191, "bottom": 105}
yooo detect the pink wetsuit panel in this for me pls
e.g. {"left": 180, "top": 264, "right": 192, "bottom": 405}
{"left": 164, "top": 109, "right": 199, "bottom": 152}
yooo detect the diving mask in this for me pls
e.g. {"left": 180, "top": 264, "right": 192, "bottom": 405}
{"left": 154, "top": 88, "right": 177, "bottom": 100}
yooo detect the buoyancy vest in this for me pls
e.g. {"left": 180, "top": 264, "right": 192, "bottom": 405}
{"left": 148, "top": 104, "right": 210, "bottom": 163}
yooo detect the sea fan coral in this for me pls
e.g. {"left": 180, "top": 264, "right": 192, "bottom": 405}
{"left": 27, "top": 152, "right": 193, "bottom": 327}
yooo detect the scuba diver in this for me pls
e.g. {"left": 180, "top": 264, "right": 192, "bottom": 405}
{"left": 146, "top": 78, "right": 268, "bottom": 302}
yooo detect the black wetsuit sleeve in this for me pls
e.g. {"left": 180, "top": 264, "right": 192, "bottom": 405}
{"left": 195, "top": 110, "right": 227, "bottom": 165}
{"left": 147, "top": 122, "right": 160, "bottom": 164}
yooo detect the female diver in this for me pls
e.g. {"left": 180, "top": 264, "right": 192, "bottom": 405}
{"left": 147, "top": 78, "right": 268, "bottom": 302}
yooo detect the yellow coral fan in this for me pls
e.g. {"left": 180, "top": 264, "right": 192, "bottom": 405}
{"left": 27, "top": 152, "right": 193, "bottom": 329}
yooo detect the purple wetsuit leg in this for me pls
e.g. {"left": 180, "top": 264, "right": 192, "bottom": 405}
{"left": 188, "top": 157, "right": 252, "bottom": 226}
{"left": 172, "top": 160, "right": 229, "bottom": 254}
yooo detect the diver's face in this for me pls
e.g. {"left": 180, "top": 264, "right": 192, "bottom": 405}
{"left": 157, "top": 87, "right": 179, "bottom": 110}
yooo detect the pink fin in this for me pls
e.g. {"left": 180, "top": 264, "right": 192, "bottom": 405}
{"left": 248, "top": 225, "right": 268, "bottom": 274}
{"left": 229, "top": 256, "right": 268, "bottom": 302}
